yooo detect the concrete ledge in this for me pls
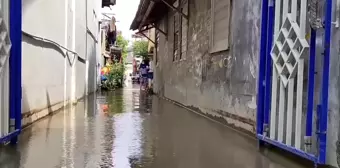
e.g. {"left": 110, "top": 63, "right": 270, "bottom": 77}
{"left": 21, "top": 96, "right": 86, "bottom": 127}
{"left": 22, "top": 100, "right": 70, "bottom": 127}
{"left": 159, "top": 95, "right": 256, "bottom": 139}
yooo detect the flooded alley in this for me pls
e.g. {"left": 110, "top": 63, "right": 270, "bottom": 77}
{"left": 0, "top": 86, "right": 312, "bottom": 168}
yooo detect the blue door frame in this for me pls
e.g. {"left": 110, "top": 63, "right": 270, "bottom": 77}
{"left": 256, "top": 0, "right": 332, "bottom": 165}
{"left": 0, "top": 0, "right": 22, "bottom": 144}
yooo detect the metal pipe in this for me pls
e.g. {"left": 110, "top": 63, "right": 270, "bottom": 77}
{"left": 319, "top": 0, "right": 332, "bottom": 164}
{"left": 256, "top": 0, "right": 269, "bottom": 136}
{"left": 22, "top": 31, "right": 78, "bottom": 66}
{"left": 257, "top": 134, "right": 318, "bottom": 162}
{"left": 158, "top": 0, "right": 188, "bottom": 20}
{"left": 152, "top": 23, "right": 167, "bottom": 36}
{"left": 139, "top": 25, "right": 154, "bottom": 33}
{"left": 306, "top": 29, "right": 316, "bottom": 138}
{"left": 85, "top": 0, "right": 89, "bottom": 95}
{"left": 137, "top": 31, "right": 155, "bottom": 44}
{"left": 263, "top": 0, "right": 275, "bottom": 135}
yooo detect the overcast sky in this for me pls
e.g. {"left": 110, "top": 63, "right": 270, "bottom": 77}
{"left": 101, "top": 0, "right": 140, "bottom": 41}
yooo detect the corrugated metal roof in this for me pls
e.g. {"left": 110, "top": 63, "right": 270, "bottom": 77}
{"left": 130, "top": 0, "right": 170, "bottom": 30}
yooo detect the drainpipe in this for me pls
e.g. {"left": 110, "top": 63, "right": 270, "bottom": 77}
{"left": 9, "top": 0, "right": 22, "bottom": 143}
{"left": 256, "top": 0, "right": 269, "bottom": 137}
{"left": 263, "top": 0, "right": 275, "bottom": 137}
{"left": 318, "top": 0, "right": 332, "bottom": 164}
{"left": 305, "top": 26, "right": 316, "bottom": 153}
{"left": 71, "top": 0, "right": 77, "bottom": 103}
{"left": 64, "top": 0, "right": 68, "bottom": 107}
{"left": 85, "top": 0, "right": 89, "bottom": 95}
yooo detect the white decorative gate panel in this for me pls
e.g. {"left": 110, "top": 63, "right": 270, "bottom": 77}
{"left": 269, "top": 0, "right": 310, "bottom": 150}
{"left": 258, "top": 0, "right": 332, "bottom": 165}
{"left": 0, "top": 1, "right": 11, "bottom": 137}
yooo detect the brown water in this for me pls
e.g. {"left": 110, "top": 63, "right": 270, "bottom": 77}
{"left": 0, "top": 86, "right": 311, "bottom": 168}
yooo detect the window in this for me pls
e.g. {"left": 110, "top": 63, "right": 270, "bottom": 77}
{"left": 156, "top": 29, "right": 160, "bottom": 64}
{"left": 180, "top": 4, "right": 188, "bottom": 59}
{"left": 210, "top": 0, "right": 230, "bottom": 53}
{"left": 172, "top": 0, "right": 188, "bottom": 61}
{"left": 179, "top": 7, "right": 183, "bottom": 60}
{"left": 173, "top": 13, "right": 181, "bottom": 61}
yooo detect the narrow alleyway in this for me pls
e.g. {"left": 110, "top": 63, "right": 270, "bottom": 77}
{"left": 0, "top": 85, "right": 312, "bottom": 168}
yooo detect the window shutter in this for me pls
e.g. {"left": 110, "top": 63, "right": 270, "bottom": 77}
{"left": 211, "top": 0, "right": 230, "bottom": 53}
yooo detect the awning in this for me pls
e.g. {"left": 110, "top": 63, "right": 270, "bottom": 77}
{"left": 130, "top": 0, "right": 173, "bottom": 31}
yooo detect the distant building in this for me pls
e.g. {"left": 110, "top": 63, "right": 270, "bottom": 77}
{"left": 131, "top": 33, "right": 148, "bottom": 42}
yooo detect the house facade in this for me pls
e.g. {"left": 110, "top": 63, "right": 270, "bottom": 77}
{"left": 131, "top": 0, "right": 340, "bottom": 167}
{"left": 132, "top": 0, "right": 260, "bottom": 136}
{"left": 20, "top": 0, "right": 115, "bottom": 125}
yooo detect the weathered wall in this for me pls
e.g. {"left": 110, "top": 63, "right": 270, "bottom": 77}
{"left": 327, "top": 0, "right": 340, "bottom": 166}
{"left": 21, "top": 0, "right": 100, "bottom": 126}
{"left": 154, "top": 0, "right": 261, "bottom": 132}
{"left": 151, "top": 0, "right": 340, "bottom": 166}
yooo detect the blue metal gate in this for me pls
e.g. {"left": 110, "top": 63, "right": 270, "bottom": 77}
{"left": 0, "top": 0, "right": 22, "bottom": 144}
{"left": 256, "top": 0, "right": 332, "bottom": 165}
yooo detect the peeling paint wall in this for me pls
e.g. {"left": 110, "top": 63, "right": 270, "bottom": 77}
{"left": 151, "top": 0, "right": 340, "bottom": 166}
{"left": 327, "top": 0, "right": 340, "bottom": 167}
{"left": 153, "top": 0, "right": 261, "bottom": 133}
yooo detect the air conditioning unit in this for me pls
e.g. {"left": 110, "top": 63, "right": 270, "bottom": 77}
{"left": 102, "top": 0, "right": 116, "bottom": 7}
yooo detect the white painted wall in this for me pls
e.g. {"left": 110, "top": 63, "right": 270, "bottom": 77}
{"left": 21, "top": 0, "right": 101, "bottom": 125}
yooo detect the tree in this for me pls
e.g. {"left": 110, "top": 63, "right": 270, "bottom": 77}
{"left": 116, "top": 34, "right": 128, "bottom": 59}
{"left": 133, "top": 41, "right": 148, "bottom": 59}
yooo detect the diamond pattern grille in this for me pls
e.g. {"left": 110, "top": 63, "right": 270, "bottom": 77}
{"left": 270, "top": 14, "right": 309, "bottom": 87}
{"left": 0, "top": 10, "right": 11, "bottom": 74}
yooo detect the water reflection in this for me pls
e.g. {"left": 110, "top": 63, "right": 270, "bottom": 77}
{"left": 0, "top": 86, "right": 312, "bottom": 168}
{"left": 96, "top": 87, "right": 149, "bottom": 168}
{"left": 0, "top": 146, "right": 21, "bottom": 168}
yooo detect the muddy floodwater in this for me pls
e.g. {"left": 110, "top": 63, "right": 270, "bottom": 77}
{"left": 0, "top": 85, "right": 312, "bottom": 168}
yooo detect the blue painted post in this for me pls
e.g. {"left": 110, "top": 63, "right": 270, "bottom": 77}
{"left": 263, "top": 0, "right": 275, "bottom": 136}
{"left": 319, "top": 0, "right": 332, "bottom": 164}
{"left": 306, "top": 29, "right": 316, "bottom": 138}
{"left": 256, "top": 0, "right": 269, "bottom": 136}
{"left": 9, "top": 0, "right": 22, "bottom": 144}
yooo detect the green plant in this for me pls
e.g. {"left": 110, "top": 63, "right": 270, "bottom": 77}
{"left": 102, "top": 63, "right": 125, "bottom": 90}
{"left": 116, "top": 34, "right": 129, "bottom": 60}
{"left": 133, "top": 41, "right": 148, "bottom": 59}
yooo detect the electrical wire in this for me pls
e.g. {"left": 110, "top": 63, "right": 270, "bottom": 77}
{"left": 22, "top": 30, "right": 78, "bottom": 66}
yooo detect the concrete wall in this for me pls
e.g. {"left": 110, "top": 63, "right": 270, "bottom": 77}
{"left": 154, "top": 0, "right": 260, "bottom": 133}
{"left": 21, "top": 0, "right": 101, "bottom": 126}
{"left": 327, "top": 0, "right": 340, "bottom": 166}
{"left": 153, "top": 0, "right": 340, "bottom": 166}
